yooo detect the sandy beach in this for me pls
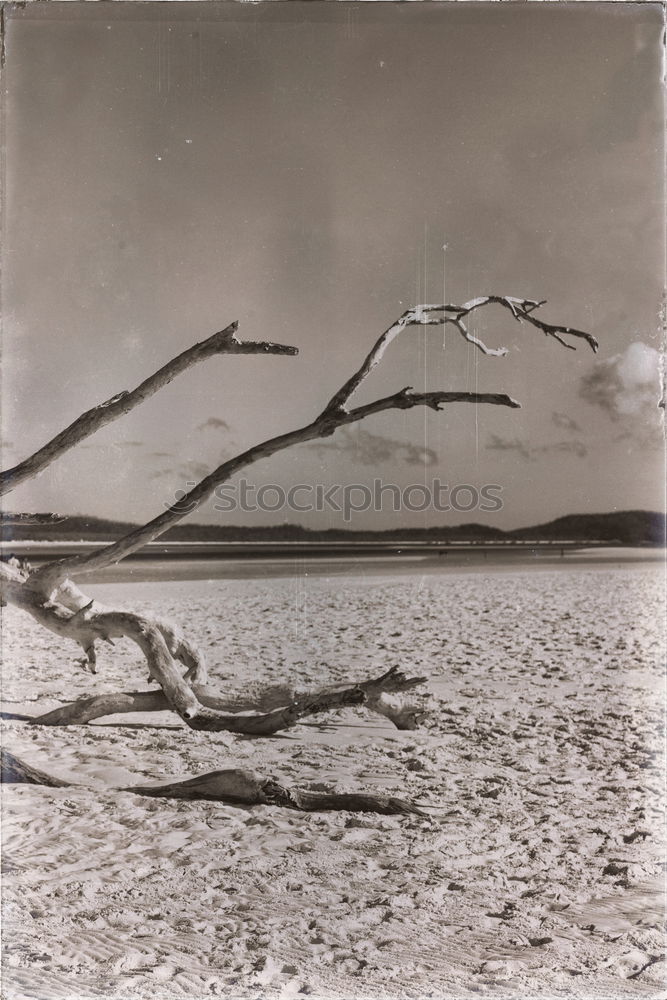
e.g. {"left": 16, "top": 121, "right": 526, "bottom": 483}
{"left": 1, "top": 560, "right": 665, "bottom": 999}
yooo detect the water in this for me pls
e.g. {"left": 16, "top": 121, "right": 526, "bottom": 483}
{"left": 74, "top": 547, "right": 664, "bottom": 585}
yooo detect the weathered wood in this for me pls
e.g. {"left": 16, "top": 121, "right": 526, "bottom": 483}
{"left": 28, "top": 389, "right": 520, "bottom": 592}
{"left": 366, "top": 692, "right": 425, "bottom": 731}
{"left": 20, "top": 297, "right": 595, "bottom": 594}
{"left": 31, "top": 665, "right": 427, "bottom": 734}
{"left": 130, "top": 770, "right": 427, "bottom": 816}
{"left": 1, "top": 749, "right": 69, "bottom": 787}
{"left": 3, "top": 561, "right": 426, "bottom": 732}
{"left": 33, "top": 691, "right": 171, "bottom": 726}
{"left": 0, "top": 297, "right": 594, "bottom": 738}
{"left": 2, "top": 751, "right": 426, "bottom": 816}
{"left": 1, "top": 561, "right": 207, "bottom": 686}
{"left": 0, "top": 321, "right": 297, "bottom": 497}
{"left": 321, "top": 295, "right": 597, "bottom": 416}
{"left": 0, "top": 564, "right": 203, "bottom": 721}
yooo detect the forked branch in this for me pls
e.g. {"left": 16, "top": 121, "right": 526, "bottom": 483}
{"left": 321, "top": 296, "right": 598, "bottom": 416}
{"left": 2, "top": 293, "right": 595, "bottom": 734}
{"left": 0, "top": 560, "right": 207, "bottom": 685}
{"left": 24, "top": 295, "right": 593, "bottom": 591}
{"left": 1, "top": 559, "right": 425, "bottom": 732}
{"left": 28, "top": 386, "right": 517, "bottom": 590}
{"left": 0, "top": 321, "right": 298, "bottom": 497}
{"left": 30, "top": 665, "right": 426, "bottom": 735}
{"left": 26, "top": 326, "right": 528, "bottom": 591}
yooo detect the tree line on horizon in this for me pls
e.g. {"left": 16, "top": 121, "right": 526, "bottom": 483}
{"left": 2, "top": 509, "right": 664, "bottom": 547}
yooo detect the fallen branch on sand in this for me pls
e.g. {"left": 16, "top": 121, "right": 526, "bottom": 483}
{"left": 125, "top": 769, "right": 427, "bottom": 816}
{"left": 27, "top": 665, "right": 427, "bottom": 734}
{"left": 1, "top": 750, "right": 426, "bottom": 816}
{"left": 1, "top": 296, "right": 595, "bottom": 734}
{"left": 0, "top": 749, "right": 69, "bottom": 788}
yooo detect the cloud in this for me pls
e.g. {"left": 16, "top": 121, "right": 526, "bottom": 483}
{"left": 80, "top": 439, "right": 144, "bottom": 451}
{"left": 169, "top": 461, "right": 210, "bottom": 480}
{"left": 486, "top": 434, "right": 533, "bottom": 462}
{"left": 197, "top": 417, "right": 230, "bottom": 432}
{"left": 543, "top": 440, "right": 588, "bottom": 459}
{"left": 551, "top": 411, "right": 581, "bottom": 433}
{"left": 579, "top": 342, "right": 662, "bottom": 420}
{"left": 310, "top": 427, "right": 438, "bottom": 467}
{"left": 150, "top": 460, "right": 210, "bottom": 481}
{"left": 486, "top": 434, "right": 587, "bottom": 462}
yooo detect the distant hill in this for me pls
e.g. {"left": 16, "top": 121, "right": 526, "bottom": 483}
{"left": 508, "top": 511, "right": 666, "bottom": 546}
{"left": 1, "top": 510, "right": 664, "bottom": 546}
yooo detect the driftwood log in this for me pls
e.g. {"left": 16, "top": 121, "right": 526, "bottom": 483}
{"left": 28, "top": 665, "right": 427, "bottom": 734}
{"left": 1, "top": 295, "right": 596, "bottom": 802}
{"left": 1, "top": 749, "right": 69, "bottom": 788}
{"left": 1, "top": 750, "right": 426, "bottom": 816}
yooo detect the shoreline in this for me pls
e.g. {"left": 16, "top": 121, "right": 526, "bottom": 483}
{"left": 3, "top": 546, "right": 663, "bottom": 585}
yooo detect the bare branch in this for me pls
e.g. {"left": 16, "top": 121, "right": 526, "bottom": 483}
{"left": 30, "top": 666, "right": 427, "bottom": 735}
{"left": 28, "top": 390, "right": 519, "bottom": 590}
{"left": 447, "top": 316, "right": 509, "bottom": 357}
{"left": 30, "top": 690, "right": 179, "bottom": 726}
{"left": 1, "top": 562, "right": 202, "bottom": 720}
{"left": 0, "top": 321, "right": 298, "bottom": 497}
{"left": 345, "top": 387, "right": 520, "bottom": 422}
{"left": 321, "top": 308, "right": 419, "bottom": 416}
{"left": 10, "top": 570, "right": 207, "bottom": 685}
{"left": 1, "top": 749, "right": 69, "bottom": 787}
{"left": 21, "top": 299, "right": 588, "bottom": 594}
{"left": 321, "top": 297, "right": 597, "bottom": 417}
{"left": 1, "top": 289, "right": 595, "bottom": 769}
{"left": 23, "top": 663, "right": 425, "bottom": 735}
{"left": 130, "top": 771, "right": 427, "bottom": 815}
{"left": 448, "top": 296, "right": 599, "bottom": 354}
{"left": 2, "top": 562, "right": 425, "bottom": 733}
{"left": 1, "top": 750, "right": 425, "bottom": 816}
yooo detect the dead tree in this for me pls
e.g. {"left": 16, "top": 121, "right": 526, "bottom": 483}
{"left": 1, "top": 749, "right": 425, "bottom": 816}
{"left": 1, "top": 299, "right": 597, "bottom": 743}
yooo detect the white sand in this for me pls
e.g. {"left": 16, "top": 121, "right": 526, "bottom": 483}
{"left": 1, "top": 564, "right": 665, "bottom": 999}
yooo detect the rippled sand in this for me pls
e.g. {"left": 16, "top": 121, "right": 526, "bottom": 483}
{"left": 1, "top": 564, "right": 665, "bottom": 998}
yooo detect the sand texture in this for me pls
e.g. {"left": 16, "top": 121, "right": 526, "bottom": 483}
{"left": 1, "top": 564, "right": 665, "bottom": 999}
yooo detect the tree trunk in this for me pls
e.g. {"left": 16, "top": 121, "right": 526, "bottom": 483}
{"left": 30, "top": 665, "right": 427, "bottom": 735}
{"left": 2, "top": 750, "right": 426, "bottom": 816}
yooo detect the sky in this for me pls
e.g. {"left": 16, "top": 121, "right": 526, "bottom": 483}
{"left": 1, "top": 1, "right": 664, "bottom": 531}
